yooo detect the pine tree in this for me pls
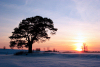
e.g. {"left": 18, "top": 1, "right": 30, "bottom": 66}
{"left": 9, "top": 16, "right": 57, "bottom": 53}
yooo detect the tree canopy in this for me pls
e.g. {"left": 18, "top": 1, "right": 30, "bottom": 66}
{"left": 9, "top": 16, "right": 57, "bottom": 53}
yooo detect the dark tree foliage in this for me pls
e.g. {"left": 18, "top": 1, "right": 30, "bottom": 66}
{"left": 9, "top": 16, "right": 57, "bottom": 53}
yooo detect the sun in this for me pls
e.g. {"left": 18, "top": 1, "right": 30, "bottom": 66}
{"left": 73, "top": 32, "right": 86, "bottom": 51}
{"left": 76, "top": 48, "right": 82, "bottom": 51}
{"left": 75, "top": 43, "right": 83, "bottom": 51}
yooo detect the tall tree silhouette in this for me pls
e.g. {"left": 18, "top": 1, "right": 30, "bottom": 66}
{"left": 9, "top": 16, "right": 57, "bottom": 53}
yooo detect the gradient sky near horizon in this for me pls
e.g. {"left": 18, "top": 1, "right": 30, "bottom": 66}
{"left": 0, "top": 0, "right": 100, "bottom": 51}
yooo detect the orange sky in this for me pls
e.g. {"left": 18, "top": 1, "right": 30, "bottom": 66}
{"left": 0, "top": 0, "right": 100, "bottom": 51}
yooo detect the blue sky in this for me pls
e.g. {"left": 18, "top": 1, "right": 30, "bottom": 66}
{"left": 0, "top": 0, "right": 100, "bottom": 51}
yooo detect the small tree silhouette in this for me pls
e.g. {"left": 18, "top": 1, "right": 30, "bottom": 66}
{"left": 3, "top": 46, "right": 6, "bottom": 50}
{"left": 9, "top": 16, "right": 57, "bottom": 53}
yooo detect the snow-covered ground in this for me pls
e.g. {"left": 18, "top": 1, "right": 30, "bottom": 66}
{"left": 0, "top": 49, "right": 100, "bottom": 67}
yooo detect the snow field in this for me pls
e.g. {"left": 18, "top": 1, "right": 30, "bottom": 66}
{"left": 0, "top": 49, "right": 100, "bottom": 67}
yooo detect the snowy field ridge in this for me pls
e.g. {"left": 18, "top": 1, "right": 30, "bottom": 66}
{"left": 0, "top": 49, "right": 100, "bottom": 67}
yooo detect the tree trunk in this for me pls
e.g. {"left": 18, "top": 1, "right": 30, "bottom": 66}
{"left": 28, "top": 36, "right": 36, "bottom": 53}
{"left": 28, "top": 42, "right": 32, "bottom": 53}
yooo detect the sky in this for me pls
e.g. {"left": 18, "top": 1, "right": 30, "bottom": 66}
{"left": 0, "top": 0, "right": 100, "bottom": 51}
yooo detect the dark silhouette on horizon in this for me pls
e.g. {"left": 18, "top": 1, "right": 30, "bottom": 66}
{"left": 82, "top": 43, "right": 88, "bottom": 52}
{"left": 3, "top": 46, "right": 6, "bottom": 50}
{"left": 9, "top": 16, "right": 57, "bottom": 53}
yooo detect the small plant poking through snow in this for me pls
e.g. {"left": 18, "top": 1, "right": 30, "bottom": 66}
{"left": 14, "top": 51, "right": 24, "bottom": 55}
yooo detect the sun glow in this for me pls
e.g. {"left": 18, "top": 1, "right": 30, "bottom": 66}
{"left": 75, "top": 43, "right": 83, "bottom": 51}
{"left": 74, "top": 33, "right": 85, "bottom": 42}
{"left": 74, "top": 32, "right": 86, "bottom": 51}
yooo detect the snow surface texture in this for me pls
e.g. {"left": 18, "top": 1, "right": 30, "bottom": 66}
{"left": 0, "top": 49, "right": 100, "bottom": 67}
